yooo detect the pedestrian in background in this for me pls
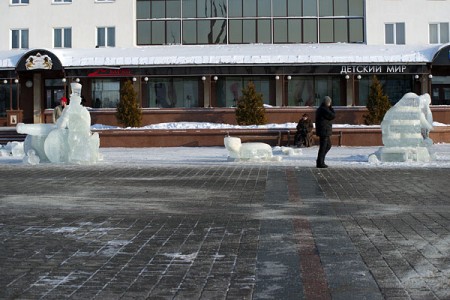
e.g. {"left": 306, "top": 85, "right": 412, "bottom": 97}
{"left": 315, "top": 96, "right": 335, "bottom": 168}
{"left": 294, "top": 113, "right": 313, "bottom": 147}
{"left": 53, "top": 96, "right": 67, "bottom": 123}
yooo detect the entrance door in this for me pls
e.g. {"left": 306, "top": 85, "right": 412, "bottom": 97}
{"left": 431, "top": 85, "right": 450, "bottom": 105}
{"left": 44, "top": 79, "right": 65, "bottom": 109}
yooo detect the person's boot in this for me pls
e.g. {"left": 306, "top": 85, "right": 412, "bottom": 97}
{"left": 316, "top": 159, "right": 328, "bottom": 168}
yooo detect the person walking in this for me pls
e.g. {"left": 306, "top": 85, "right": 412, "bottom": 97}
{"left": 53, "top": 96, "right": 67, "bottom": 123}
{"left": 294, "top": 113, "right": 313, "bottom": 147}
{"left": 315, "top": 96, "right": 335, "bottom": 168}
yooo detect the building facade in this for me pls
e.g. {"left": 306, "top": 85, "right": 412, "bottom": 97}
{"left": 0, "top": 0, "right": 449, "bottom": 126}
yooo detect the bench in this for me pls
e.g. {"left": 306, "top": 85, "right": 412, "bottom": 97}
{"left": 226, "top": 129, "right": 343, "bottom": 147}
{"left": 286, "top": 130, "right": 343, "bottom": 147}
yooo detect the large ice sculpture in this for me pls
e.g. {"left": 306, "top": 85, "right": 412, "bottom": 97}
{"left": 17, "top": 83, "right": 100, "bottom": 164}
{"left": 372, "top": 93, "right": 434, "bottom": 163}
{"left": 224, "top": 136, "right": 281, "bottom": 161}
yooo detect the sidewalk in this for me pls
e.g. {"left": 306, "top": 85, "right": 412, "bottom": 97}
{"left": 0, "top": 163, "right": 449, "bottom": 299}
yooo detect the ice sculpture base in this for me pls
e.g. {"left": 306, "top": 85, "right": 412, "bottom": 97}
{"left": 379, "top": 146, "right": 431, "bottom": 163}
{"left": 224, "top": 136, "right": 281, "bottom": 162}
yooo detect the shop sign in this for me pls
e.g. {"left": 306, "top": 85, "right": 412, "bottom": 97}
{"left": 88, "top": 69, "right": 133, "bottom": 77}
{"left": 340, "top": 65, "right": 408, "bottom": 74}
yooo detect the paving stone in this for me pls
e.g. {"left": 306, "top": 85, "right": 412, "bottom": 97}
{"left": 0, "top": 165, "right": 449, "bottom": 299}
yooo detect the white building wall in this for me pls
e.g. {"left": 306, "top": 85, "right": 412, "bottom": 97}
{"left": 1, "top": 0, "right": 449, "bottom": 51}
{"left": 0, "top": 1, "right": 135, "bottom": 50}
{"left": 366, "top": 0, "right": 450, "bottom": 45}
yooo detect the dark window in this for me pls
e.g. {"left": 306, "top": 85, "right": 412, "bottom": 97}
{"left": 303, "top": 19, "right": 318, "bottom": 43}
{"left": 349, "top": 0, "right": 364, "bottom": 16}
{"left": 243, "top": 20, "right": 257, "bottom": 43}
{"left": 151, "top": 0, "right": 165, "bottom": 18}
{"left": 136, "top": 0, "right": 365, "bottom": 45}
{"left": 288, "top": 19, "right": 302, "bottom": 43}
{"left": 319, "top": 0, "right": 333, "bottom": 17}
{"left": 288, "top": 0, "right": 302, "bottom": 17}
{"left": 274, "top": 19, "right": 288, "bottom": 43}
{"left": 334, "top": 0, "right": 348, "bottom": 16}
{"left": 273, "top": 0, "right": 287, "bottom": 17}
{"left": 334, "top": 19, "right": 348, "bottom": 42}
{"left": 137, "top": 20, "right": 180, "bottom": 45}
{"left": 349, "top": 18, "right": 364, "bottom": 43}
{"left": 229, "top": 0, "right": 242, "bottom": 17}
{"left": 137, "top": 0, "right": 151, "bottom": 18}
{"left": 258, "top": 19, "right": 272, "bottom": 43}
{"left": 243, "top": 0, "right": 257, "bottom": 17}
{"left": 319, "top": 19, "right": 333, "bottom": 43}
{"left": 303, "top": 0, "right": 317, "bottom": 16}
{"left": 258, "top": 0, "right": 271, "bottom": 17}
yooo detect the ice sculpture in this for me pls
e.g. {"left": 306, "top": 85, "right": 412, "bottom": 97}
{"left": 370, "top": 93, "right": 434, "bottom": 163}
{"left": 224, "top": 136, "right": 281, "bottom": 161}
{"left": 17, "top": 83, "right": 100, "bottom": 164}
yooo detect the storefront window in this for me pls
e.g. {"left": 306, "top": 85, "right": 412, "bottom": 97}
{"left": 215, "top": 77, "right": 271, "bottom": 107}
{"left": 144, "top": 78, "right": 200, "bottom": 108}
{"left": 358, "top": 75, "right": 412, "bottom": 106}
{"left": 0, "top": 84, "right": 15, "bottom": 117}
{"left": 288, "top": 76, "right": 315, "bottom": 106}
{"left": 287, "top": 76, "right": 341, "bottom": 106}
{"left": 92, "top": 79, "right": 120, "bottom": 108}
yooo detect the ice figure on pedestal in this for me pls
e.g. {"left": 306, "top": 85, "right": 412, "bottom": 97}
{"left": 369, "top": 93, "right": 434, "bottom": 163}
{"left": 224, "top": 136, "right": 282, "bottom": 162}
{"left": 17, "top": 83, "right": 100, "bottom": 164}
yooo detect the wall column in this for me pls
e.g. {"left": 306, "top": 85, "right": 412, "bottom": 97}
{"left": 346, "top": 77, "right": 354, "bottom": 106}
{"left": 275, "top": 77, "right": 283, "bottom": 106}
{"left": 33, "top": 73, "right": 42, "bottom": 124}
{"left": 203, "top": 77, "right": 211, "bottom": 108}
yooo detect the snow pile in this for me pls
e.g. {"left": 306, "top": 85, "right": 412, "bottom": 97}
{"left": 0, "top": 141, "right": 24, "bottom": 157}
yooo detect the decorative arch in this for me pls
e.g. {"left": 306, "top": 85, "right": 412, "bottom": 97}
{"left": 432, "top": 44, "right": 450, "bottom": 66}
{"left": 16, "top": 49, "right": 63, "bottom": 72}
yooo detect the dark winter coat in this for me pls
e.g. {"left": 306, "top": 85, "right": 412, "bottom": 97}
{"left": 315, "top": 103, "right": 336, "bottom": 137}
{"left": 296, "top": 118, "right": 313, "bottom": 135}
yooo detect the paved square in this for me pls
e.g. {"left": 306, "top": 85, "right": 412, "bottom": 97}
{"left": 0, "top": 164, "right": 449, "bottom": 299}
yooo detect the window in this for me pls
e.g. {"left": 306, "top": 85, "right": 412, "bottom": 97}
{"left": 53, "top": 0, "right": 72, "bottom": 3}
{"left": 136, "top": 0, "right": 365, "bottom": 45}
{"left": 11, "top": 29, "right": 29, "bottom": 49}
{"left": 54, "top": 28, "right": 72, "bottom": 48}
{"left": 385, "top": 23, "right": 405, "bottom": 45}
{"left": 358, "top": 75, "right": 412, "bottom": 106}
{"left": 11, "top": 0, "right": 29, "bottom": 4}
{"left": 92, "top": 80, "right": 120, "bottom": 108}
{"left": 97, "top": 27, "right": 115, "bottom": 47}
{"left": 287, "top": 76, "right": 341, "bottom": 106}
{"left": 216, "top": 77, "right": 272, "bottom": 107}
{"left": 0, "top": 84, "right": 17, "bottom": 117}
{"left": 430, "top": 23, "right": 449, "bottom": 44}
{"left": 143, "top": 78, "right": 201, "bottom": 108}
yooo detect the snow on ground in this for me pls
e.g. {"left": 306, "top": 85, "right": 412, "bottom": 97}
{"left": 1, "top": 143, "right": 450, "bottom": 168}
{"left": 2, "top": 122, "right": 450, "bottom": 168}
{"left": 91, "top": 121, "right": 448, "bottom": 131}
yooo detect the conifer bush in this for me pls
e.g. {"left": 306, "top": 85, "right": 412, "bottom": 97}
{"left": 116, "top": 80, "right": 142, "bottom": 128}
{"left": 364, "top": 75, "right": 392, "bottom": 125}
{"left": 235, "top": 81, "right": 267, "bottom": 125}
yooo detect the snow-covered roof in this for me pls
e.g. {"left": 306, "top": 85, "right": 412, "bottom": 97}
{"left": 0, "top": 43, "right": 444, "bottom": 69}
